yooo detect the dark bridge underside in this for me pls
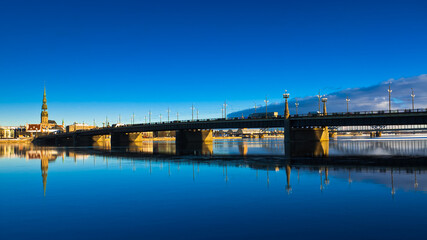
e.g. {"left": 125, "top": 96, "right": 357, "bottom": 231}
{"left": 35, "top": 112, "right": 427, "bottom": 141}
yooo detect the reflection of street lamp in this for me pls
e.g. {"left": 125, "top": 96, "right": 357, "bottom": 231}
{"left": 283, "top": 90, "right": 290, "bottom": 119}
{"left": 388, "top": 82, "right": 392, "bottom": 113}
{"left": 346, "top": 96, "right": 350, "bottom": 113}
{"left": 411, "top": 88, "right": 415, "bottom": 111}
{"left": 322, "top": 97, "right": 328, "bottom": 115}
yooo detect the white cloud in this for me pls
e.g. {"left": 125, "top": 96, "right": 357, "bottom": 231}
{"left": 229, "top": 74, "right": 427, "bottom": 117}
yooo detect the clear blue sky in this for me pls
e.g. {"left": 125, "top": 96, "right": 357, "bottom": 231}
{"left": 1, "top": 0, "right": 426, "bottom": 125}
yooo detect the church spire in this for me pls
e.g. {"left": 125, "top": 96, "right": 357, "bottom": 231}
{"left": 42, "top": 86, "right": 48, "bottom": 110}
{"left": 41, "top": 86, "right": 49, "bottom": 124}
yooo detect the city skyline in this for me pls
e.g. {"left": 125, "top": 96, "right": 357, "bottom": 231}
{"left": 1, "top": 0, "right": 427, "bottom": 125}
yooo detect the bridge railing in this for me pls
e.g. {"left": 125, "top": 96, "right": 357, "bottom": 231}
{"left": 71, "top": 108, "right": 427, "bottom": 132}
{"left": 290, "top": 108, "right": 427, "bottom": 118}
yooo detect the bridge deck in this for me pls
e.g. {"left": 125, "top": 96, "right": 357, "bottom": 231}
{"left": 36, "top": 110, "right": 427, "bottom": 140}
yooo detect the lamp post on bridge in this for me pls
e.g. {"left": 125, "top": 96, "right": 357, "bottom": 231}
{"left": 224, "top": 101, "right": 227, "bottom": 120}
{"left": 411, "top": 88, "right": 415, "bottom": 111}
{"left": 159, "top": 114, "right": 162, "bottom": 123}
{"left": 149, "top": 110, "right": 151, "bottom": 123}
{"left": 316, "top": 90, "right": 322, "bottom": 113}
{"left": 191, "top": 104, "right": 194, "bottom": 121}
{"left": 167, "top": 107, "right": 170, "bottom": 122}
{"left": 264, "top": 96, "right": 268, "bottom": 118}
{"left": 322, "top": 97, "right": 328, "bottom": 115}
{"left": 283, "top": 90, "right": 290, "bottom": 119}
{"left": 295, "top": 98, "right": 299, "bottom": 115}
{"left": 388, "top": 82, "right": 392, "bottom": 113}
{"left": 177, "top": 112, "right": 179, "bottom": 121}
{"left": 346, "top": 96, "right": 350, "bottom": 113}
{"left": 254, "top": 103, "right": 257, "bottom": 113}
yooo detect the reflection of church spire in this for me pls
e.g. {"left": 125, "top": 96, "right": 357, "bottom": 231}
{"left": 285, "top": 165, "right": 292, "bottom": 194}
{"left": 41, "top": 155, "right": 49, "bottom": 196}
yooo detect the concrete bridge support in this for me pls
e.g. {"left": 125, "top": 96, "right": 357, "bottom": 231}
{"left": 110, "top": 132, "right": 144, "bottom": 146}
{"left": 370, "top": 131, "right": 382, "bottom": 138}
{"left": 289, "top": 127, "right": 329, "bottom": 142}
{"left": 285, "top": 126, "right": 329, "bottom": 158}
{"left": 175, "top": 129, "right": 213, "bottom": 145}
{"left": 92, "top": 135, "right": 108, "bottom": 143}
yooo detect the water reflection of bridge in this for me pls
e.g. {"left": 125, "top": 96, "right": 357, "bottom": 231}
{"left": 2, "top": 142, "right": 427, "bottom": 197}
{"left": 330, "top": 139, "right": 427, "bottom": 156}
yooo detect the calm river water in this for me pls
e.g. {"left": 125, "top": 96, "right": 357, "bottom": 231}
{"left": 1, "top": 137, "right": 427, "bottom": 239}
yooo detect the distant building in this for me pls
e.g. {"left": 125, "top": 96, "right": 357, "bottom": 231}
{"left": 0, "top": 126, "right": 16, "bottom": 138}
{"left": 236, "top": 128, "right": 263, "bottom": 137}
{"left": 66, "top": 123, "right": 96, "bottom": 133}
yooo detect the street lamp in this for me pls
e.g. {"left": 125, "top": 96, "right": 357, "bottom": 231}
{"left": 283, "top": 90, "right": 290, "bottom": 119}
{"left": 167, "top": 107, "right": 170, "bottom": 122}
{"left": 264, "top": 96, "right": 269, "bottom": 118}
{"left": 224, "top": 101, "right": 227, "bottom": 120}
{"left": 411, "top": 88, "right": 415, "bottom": 111}
{"left": 322, "top": 97, "right": 328, "bottom": 115}
{"left": 191, "top": 104, "right": 194, "bottom": 121}
{"left": 388, "top": 82, "right": 392, "bottom": 113}
{"left": 316, "top": 90, "right": 322, "bottom": 113}
{"left": 159, "top": 114, "right": 162, "bottom": 123}
{"left": 346, "top": 96, "right": 350, "bottom": 113}
{"left": 149, "top": 110, "right": 151, "bottom": 123}
{"left": 295, "top": 98, "right": 299, "bottom": 115}
{"left": 254, "top": 103, "right": 257, "bottom": 113}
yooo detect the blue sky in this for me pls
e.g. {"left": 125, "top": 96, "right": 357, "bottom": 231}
{"left": 0, "top": 0, "right": 426, "bottom": 125}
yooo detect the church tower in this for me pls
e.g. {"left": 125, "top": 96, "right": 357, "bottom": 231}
{"left": 41, "top": 87, "right": 48, "bottom": 124}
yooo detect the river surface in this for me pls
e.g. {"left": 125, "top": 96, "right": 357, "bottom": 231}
{"left": 1, "top": 137, "right": 427, "bottom": 239}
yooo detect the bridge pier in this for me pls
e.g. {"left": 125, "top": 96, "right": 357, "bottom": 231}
{"left": 285, "top": 127, "right": 329, "bottom": 158}
{"left": 111, "top": 132, "right": 144, "bottom": 146}
{"left": 370, "top": 131, "right": 382, "bottom": 138}
{"left": 175, "top": 129, "right": 213, "bottom": 145}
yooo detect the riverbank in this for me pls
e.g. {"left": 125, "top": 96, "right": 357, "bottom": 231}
{"left": 0, "top": 138, "right": 32, "bottom": 143}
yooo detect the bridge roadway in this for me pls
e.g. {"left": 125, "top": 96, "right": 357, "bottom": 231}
{"left": 36, "top": 109, "right": 427, "bottom": 141}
